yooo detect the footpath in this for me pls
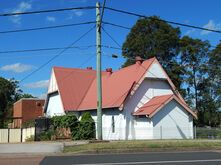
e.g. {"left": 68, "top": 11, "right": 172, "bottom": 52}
{"left": 0, "top": 141, "right": 88, "bottom": 154}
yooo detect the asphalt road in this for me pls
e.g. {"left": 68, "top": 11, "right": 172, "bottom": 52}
{"left": 1, "top": 151, "right": 221, "bottom": 165}
{"left": 39, "top": 151, "right": 221, "bottom": 165}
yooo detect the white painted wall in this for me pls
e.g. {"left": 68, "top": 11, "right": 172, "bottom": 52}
{"left": 46, "top": 93, "right": 65, "bottom": 117}
{"left": 145, "top": 62, "right": 167, "bottom": 79}
{"left": 85, "top": 110, "right": 126, "bottom": 140}
{"left": 152, "top": 100, "right": 193, "bottom": 139}
{"left": 48, "top": 70, "right": 58, "bottom": 93}
{"left": 121, "top": 79, "right": 173, "bottom": 140}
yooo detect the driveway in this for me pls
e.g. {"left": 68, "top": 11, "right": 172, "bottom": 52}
{"left": 0, "top": 142, "right": 63, "bottom": 154}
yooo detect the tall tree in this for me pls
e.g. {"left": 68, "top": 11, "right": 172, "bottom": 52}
{"left": 18, "top": 93, "right": 35, "bottom": 100}
{"left": 208, "top": 43, "right": 221, "bottom": 105}
{"left": 179, "top": 36, "right": 210, "bottom": 111}
{"left": 0, "top": 77, "right": 22, "bottom": 127}
{"left": 197, "top": 78, "right": 220, "bottom": 126}
{"left": 122, "top": 16, "right": 184, "bottom": 90}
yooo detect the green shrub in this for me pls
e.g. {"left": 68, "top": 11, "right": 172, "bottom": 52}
{"left": 72, "top": 112, "right": 95, "bottom": 140}
{"left": 50, "top": 114, "right": 79, "bottom": 140}
{"left": 51, "top": 114, "right": 78, "bottom": 129}
{"left": 50, "top": 113, "right": 95, "bottom": 140}
{"left": 39, "top": 129, "right": 55, "bottom": 141}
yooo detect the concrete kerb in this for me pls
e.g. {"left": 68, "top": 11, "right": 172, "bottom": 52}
{"left": 63, "top": 140, "right": 89, "bottom": 147}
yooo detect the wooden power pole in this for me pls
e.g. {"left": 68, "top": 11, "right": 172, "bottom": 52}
{"left": 96, "top": 2, "right": 102, "bottom": 140}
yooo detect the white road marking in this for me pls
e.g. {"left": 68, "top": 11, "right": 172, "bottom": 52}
{"left": 76, "top": 159, "right": 221, "bottom": 165}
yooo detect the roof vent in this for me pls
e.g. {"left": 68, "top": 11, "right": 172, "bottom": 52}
{"left": 135, "top": 56, "right": 143, "bottom": 65}
{"left": 86, "top": 67, "right": 92, "bottom": 70}
{"left": 106, "top": 68, "right": 112, "bottom": 74}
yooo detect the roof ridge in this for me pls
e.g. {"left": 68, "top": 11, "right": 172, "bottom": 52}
{"left": 110, "top": 57, "right": 156, "bottom": 74}
{"left": 53, "top": 66, "right": 96, "bottom": 72}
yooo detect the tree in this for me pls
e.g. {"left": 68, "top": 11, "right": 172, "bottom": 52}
{"left": 179, "top": 36, "right": 210, "bottom": 111}
{"left": 197, "top": 78, "right": 220, "bottom": 126}
{"left": 122, "top": 16, "right": 184, "bottom": 90}
{"left": 202, "top": 42, "right": 221, "bottom": 126}
{"left": 18, "top": 93, "right": 35, "bottom": 100}
{"left": 208, "top": 43, "right": 221, "bottom": 105}
{"left": 0, "top": 77, "right": 22, "bottom": 127}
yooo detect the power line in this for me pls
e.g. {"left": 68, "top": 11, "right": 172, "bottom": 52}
{"left": 104, "top": 7, "right": 221, "bottom": 34}
{"left": 0, "top": 44, "right": 122, "bottom": 54}
{"left": 20, "top": 25, "right": 95, "bottom": 83}
{"left": 0, "top": 51, "right": 96, "bottom": 59}
{"left": 0, "top": 21, "right": 96, "bottom": 34}
{"left": 103, "top": 21, "right": 131, "bottom": 30}
{"left": 101, "top": 45, "right": 122, "bottom": 50}
{"left": 100, "top": 0, "right": 107, "bottom": 23}
{"left": 1, "top": 5, "right": 220, "bottom": 34}
{"left": 0, "top": 45, "right": 96, "bottom": 54}
{"left": 0, "top": 6, "right": 96, "bottom": 17}
{"left": 0, "top": 21, "right": 130, "bottom": 34}
{"left": 102, "top": 27, "right": 122, "bottom": 47}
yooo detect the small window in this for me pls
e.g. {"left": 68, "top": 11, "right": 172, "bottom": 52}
{"left": 36, "top": 102, "right": 41, "bottom": 107}
{"left": 112, "top": 116, "right": 115, "bottom": 133}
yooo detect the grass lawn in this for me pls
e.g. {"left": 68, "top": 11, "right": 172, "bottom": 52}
{"left": 64, "top": 139, "right": 221, "bottom": 153}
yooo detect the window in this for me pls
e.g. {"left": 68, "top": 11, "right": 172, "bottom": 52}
{"left": 112, "top": 116, "right": 115, "bottom": 133}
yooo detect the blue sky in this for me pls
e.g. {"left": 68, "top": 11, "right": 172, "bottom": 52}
{"left": 0, "top": 0, "right": 221, "bottom": 98}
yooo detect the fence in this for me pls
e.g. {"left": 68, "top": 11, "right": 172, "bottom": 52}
{"left": 0, "top": 127, "right": 35, "bottom": 143}
{"left": 195, "top": 127, "right": 221, "bottom": 139}
{"left": 101, "top": 126, "right": 193, "bottom": 140}
{"left": 101, "top": 126, "right": 221, "bottom": 140}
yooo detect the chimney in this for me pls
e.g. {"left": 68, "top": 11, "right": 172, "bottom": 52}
{"left": 86, "top": 67, "right": 92, "bottom": 70}
{"left": 135, "top": 56, "right": 143, "bottom": 65}
{"left": 106, "top": 68, "right": 112, "bottom": 74}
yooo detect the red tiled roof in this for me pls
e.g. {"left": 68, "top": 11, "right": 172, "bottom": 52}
{"left": 133, "top": 94, "right": 197, "bottom": 118}
{"left": 53, "top": 57, "right": 155, "bottom": 111}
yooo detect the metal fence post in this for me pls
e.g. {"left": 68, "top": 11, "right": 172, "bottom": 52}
{"left": 8, "top": 128, "right": 10, "bottom": 143}
{"left": 194, "top": 126, "right": 197, "bottom": 139}
{"left": 21, "top": 128, "right": 23, "bottom": 142}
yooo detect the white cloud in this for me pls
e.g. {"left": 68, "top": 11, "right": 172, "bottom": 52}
{"left": 67, "top": 10, "right": 84, "bottom": 19}
{"left": 46, "top": 16, "right": 56, "bottom": 22}
{"left": 201, "top": 20, "right": 221, "bottom": 35}
{"left": 10, "top": 1, "right": 32, "bottom": 24}
{"left": 0, "top": 63, "right": 34, "bottom": 73}
{"left": 24, "top": 80, "right": 49, "bottom": 89}
{"left": 39, "top": 93, "right": 47, "bottom": 99}
{"left": 185, "top": 29, "right": 196, "bottom": 35}
{"left": 74, "top": 11, "right": 83, "bottom": 17}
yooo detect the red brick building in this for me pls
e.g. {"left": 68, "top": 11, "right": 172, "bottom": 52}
{"left": 13, "top": 98, "right": 45, "bottom": 128}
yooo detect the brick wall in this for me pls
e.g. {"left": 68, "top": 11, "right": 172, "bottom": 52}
{"left": 22, "top": 100, "right": 44, "bottom": 123}
{"left": 13, "top": 101, "right": 22, "bottom": 128}
{"left": 13, "top": 99, "right": 45, "bottom": 128}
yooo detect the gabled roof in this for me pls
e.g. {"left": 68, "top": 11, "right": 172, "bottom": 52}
{"left": 51, "top": 57, "right": 155, "bottom": 111}
{"left": 47, "top": 57, "right": 195, "bottom": 118}
{"left": 133, "top": 94, "right": 197, "bottom": 118}
{"left": 53, "top": 67, "right": 96, "bottom": 110}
